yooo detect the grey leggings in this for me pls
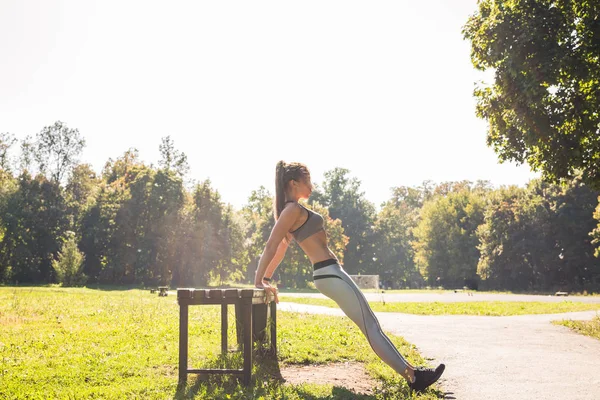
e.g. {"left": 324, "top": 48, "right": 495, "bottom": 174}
{"left": 313, "top": 262, "right": 410, "bottom": 375}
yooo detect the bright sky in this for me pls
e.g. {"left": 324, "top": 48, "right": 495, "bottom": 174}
{"left": 0, "top": 0, "right": 539, "bottom": 210}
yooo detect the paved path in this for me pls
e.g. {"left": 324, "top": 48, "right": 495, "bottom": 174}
{"left": 278, "top": 302, "right": 600, "bottom": 400}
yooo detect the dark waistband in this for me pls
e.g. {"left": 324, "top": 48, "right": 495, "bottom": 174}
{"left": 313, "top": 258, "right": 340, "bottom": 270}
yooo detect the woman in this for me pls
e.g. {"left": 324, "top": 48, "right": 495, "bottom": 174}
{"left": 254, "top": 161, "right": 445, "bottom": 393}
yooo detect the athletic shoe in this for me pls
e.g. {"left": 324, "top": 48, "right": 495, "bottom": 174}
{"left": 408, "top": 363, "right": 445, "bottom": 393}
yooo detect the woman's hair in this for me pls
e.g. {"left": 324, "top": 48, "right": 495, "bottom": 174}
{"left": 274, "top": 160, "right": 310, "bottom": 220}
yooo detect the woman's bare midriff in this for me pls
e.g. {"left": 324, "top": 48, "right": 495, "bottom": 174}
{"left": 295, "top": 230, "right": 339, "bottom": 264}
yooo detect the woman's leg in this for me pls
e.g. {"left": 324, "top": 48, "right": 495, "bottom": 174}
{"left": 313, "top": 264, "right": 415, "bottom": 382}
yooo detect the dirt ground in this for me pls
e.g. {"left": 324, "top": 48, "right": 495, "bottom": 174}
{"left": 280, "top": 361, "right": 377, "bottom": 395}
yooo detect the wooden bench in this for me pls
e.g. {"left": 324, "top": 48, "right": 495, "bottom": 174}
{"left": 177, "top": 288, "right": 277, "bottom": 385}
{"left": 158, "top": 286, "right": 169, "bottom": 297}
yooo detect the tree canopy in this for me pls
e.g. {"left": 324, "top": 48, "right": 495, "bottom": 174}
{"left": 463, "top": 0, "right": 600, "bottom": 188}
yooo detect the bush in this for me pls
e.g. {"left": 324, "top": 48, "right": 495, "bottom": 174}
{"left": 52, "top": 232, "right": 87, "bottom": 286}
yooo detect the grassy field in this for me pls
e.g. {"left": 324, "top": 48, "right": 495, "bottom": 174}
{"left": 0, "top": 286, "right": 440, "bottom": 399}
{"left": 276, "top": 287, "right": 600, "bottom": 296}
{"left": 278, "top": 296, "right": 600, "bottom": 316}
{"left": 553, "top": 316, "right": 600, "bottom": 341}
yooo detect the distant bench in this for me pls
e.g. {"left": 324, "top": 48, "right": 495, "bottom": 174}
{"left": 150, "top": 286, "right": 169, "bottom": 296}
{"left": 177, "top": 288, "right": 277, "bottom": 385}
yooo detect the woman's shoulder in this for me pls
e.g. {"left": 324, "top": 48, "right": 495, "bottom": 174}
{"left": 281, "top": 201, "right": 303, "bottom": 214}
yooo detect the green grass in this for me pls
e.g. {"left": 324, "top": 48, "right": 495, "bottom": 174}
{"left": 278, "top": 288, "right": 450, "bottom": 294}
{"left": 279, "top": 296, "right": 600, "bottom": 316}
{"left": 0, "top": 287, "right": 440, "bottom": 399}
{"left": 553, "top": 316, "right": 600, "bottom": 340}
{"left": 276, "top": 287, "right": 600, "bottom": 296}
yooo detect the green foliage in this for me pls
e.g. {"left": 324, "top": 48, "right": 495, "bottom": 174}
{"left": 240, "top": 186, "right": 275, "bottom": 284}
{"left": 463, "top": 0, "right": 600, "bottom": 188}
{"left": 52, "top": 232, "right": 87, "bottom": 286}
{"left": 477, "top": 178, "right": 600, "bottom": 291}
{"left": 173, "top": 180, "right": 243, "bottom": 287}
{"left": 372, "top": 186, "right": 423, "bottom": 288}
{"left": 1, "top": 121, "right": 600, "bottom": 293}
{"left": 33, "top": 120, "right": 86, "bottom": 183}
{"left": 158, "top": 135, "right": 189, "bottom": 177}
{"left": 413, "top": 186, "right": 486, "bottom": 288}
{"left": 0, "top": 172, "right": 69, "bottom": 283}
{"left": 79, "top": 175, "right": 131, "bottom": 283}
{"left": 65, "top": 163, "right": 101, "bottom": 232}
{"left": 591, "top": 200, "right": 600, "bottom": 258}
{"left": 0, "top": 132, "right": 17, "bottom": 172}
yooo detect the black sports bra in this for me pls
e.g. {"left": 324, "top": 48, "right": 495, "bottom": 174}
{"left": 286, "top": 201, "right": 325, "bottom": 242}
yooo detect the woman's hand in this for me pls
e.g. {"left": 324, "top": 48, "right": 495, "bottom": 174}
{"left": 255, "top": 281, "right": 279, "bottom": 304}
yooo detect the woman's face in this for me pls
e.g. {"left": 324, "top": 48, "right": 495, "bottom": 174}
{"left": 292, "top": 174, "right": 313, "bottom": 199}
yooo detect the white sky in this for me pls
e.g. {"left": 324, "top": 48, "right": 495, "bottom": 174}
{"left": 0, "top": 0, "right": 539, "bottom": 210}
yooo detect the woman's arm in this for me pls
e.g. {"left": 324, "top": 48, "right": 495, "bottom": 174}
{"left": 254, "top": 206, "right": 299, "bottom": 287}
{"left": 261, "top": 235, "right": 291, "bottom": 281}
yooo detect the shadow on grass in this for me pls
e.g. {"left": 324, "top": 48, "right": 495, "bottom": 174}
{"left": 293, "top": 386, "right": 378, "bottom": 400}
{"left": 172, "top": 346, "right": 386, "bottom": 400}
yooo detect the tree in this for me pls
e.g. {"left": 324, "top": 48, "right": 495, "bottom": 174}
{"left": 387, "top": 184, "right": 433, "bottom": 210}
{"left": 592, "top": 202, "right": 600, "bottom": 259}
{"left": 0, "top": 169, "right": 17, "bottom": 281}
{"left": 102, "top": 148, "right": 140, "bottom": 184}
{"left": 85, "top": 150, "right": 149, "bottom": 284}
{"left": 0, "top": 132, "right": 17, "bottom": 172}
{"left": 463, "top": 1, "right": 600, "bottom": 188}
{"left": 52, "top": 231, "right": 87, "bottom": 286}
{"left": 552, "top": 177, "right": 600, "bottom": 288}
{"left": 476, "top": 185, "right": 551, "bottom": 290}
{"left": 210, "top": 205, "right": 248, "bottom": 286}
{"left": 65, "top": 164, "right": 101, "bottom": 232}
{"left": 19, "top": 135, "right": 34, "bottom": 173}
{"left": 239, "top": 187, "right": 276, "bottom": 284}
{"left": 477, "top": 179, "right": 600, "bottom": 291}
{"left": 372, "top": 186, "right": 425, "bottom": 289}
{"left": 173, "top": 180, "right": 227, "bottom": 286}
{"left": 34, "top": 121, "right": 86, "bottom": 183}
{"left": 413, "top": 188, "right": 486, "bottom": 288}
{"left": 0, "top": 172, "right": 69, "bottom": 283}
{"left": 158, "top": 136, "right": 189, "bottom": 177}
{"left": 145, "top": 169, "right": 185, "bottom": 285}
{"left": 79, "top": 181, "right": 127, "bottom": 283}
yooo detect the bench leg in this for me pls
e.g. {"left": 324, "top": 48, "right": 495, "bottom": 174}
{"left": 179, "top": 304, "right": 188, "bottom": 384}
{"left": 235, "top": 302, "right": 242, "bottom": 350}
{"left": 270, "top": 301, "right": 277, "bottom": 355}
{"left": 243, "top": 300, "right": 252, "bottom": 385}
{"left": 253, "top": 303, "right": 267, "bottom": 343}
{"left": 221, "top": 303, "right": 228, "bottom": 354}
